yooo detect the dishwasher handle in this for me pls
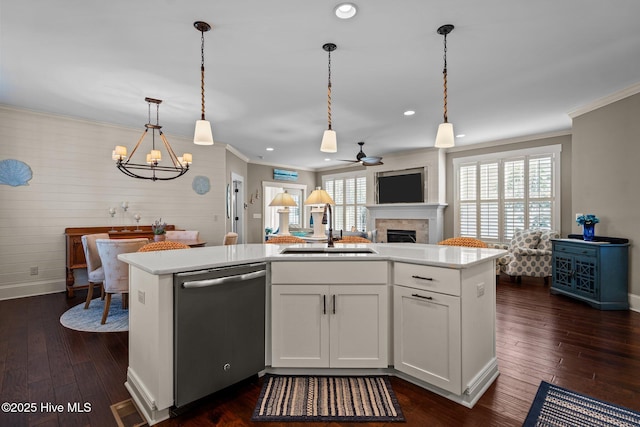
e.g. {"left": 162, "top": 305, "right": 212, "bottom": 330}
{"left": 182, "top": 269, "right": 266, "bottom": 288}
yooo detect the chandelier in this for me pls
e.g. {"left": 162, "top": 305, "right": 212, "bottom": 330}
{"left": 112, "top": 97, "right": 192, "bottom": 181}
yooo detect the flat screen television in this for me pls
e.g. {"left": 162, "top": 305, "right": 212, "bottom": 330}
{"left": 377, "top": 172, "right": 423, "bottom": 203}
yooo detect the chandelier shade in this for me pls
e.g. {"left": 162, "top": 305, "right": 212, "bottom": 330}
{"left": 434, "top": 24, "right": 455, "bottom": 149}
{"left": 193, "top": 21, "right": 214, "bottom": 145}
{"left": 112, "top": 97, "right": 192, "bottom": 181}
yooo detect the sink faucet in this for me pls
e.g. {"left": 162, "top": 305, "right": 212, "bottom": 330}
{"left": 322, "top": 203, "right": 334, "bottom": 247}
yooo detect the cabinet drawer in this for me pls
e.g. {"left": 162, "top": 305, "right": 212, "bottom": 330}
{"left": 553, "top": 243, "right": 597, "bottom": 257}
{"left": 271, "top": 261, "right": 388, "bottom": 284}
{"left": 393, "top": 262, "right": 460, "bottom": 296}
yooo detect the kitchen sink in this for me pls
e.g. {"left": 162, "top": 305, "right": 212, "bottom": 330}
{"left": 279, "top": 246, "right": 378, "bottom": 254}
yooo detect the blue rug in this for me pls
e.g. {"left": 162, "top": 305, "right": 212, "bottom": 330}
{"left": 524, "top": 381, "right": 640, "bottom": 426}
{"left": 60, "top": 294, "right": 128, "bottom": 332}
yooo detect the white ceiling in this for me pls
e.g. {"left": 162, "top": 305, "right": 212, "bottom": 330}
{"left": 2, "top": 1, "right": 640, "bottom": 169}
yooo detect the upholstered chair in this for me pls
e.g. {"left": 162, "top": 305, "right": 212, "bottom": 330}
{"left": 493, "top": 229, "right": 560, "bottom": 284}
{"left": 137, "top": 241, "right": 190, "bottom": 252}
{"left": 95, "top": 238, "right": 148, "bottom": 324}
{"left": 81, "top": 233, "right": 109, "bottom": 309}
{"left": 223, "top": 232, "right": 238, "bottom": 245}
{"left": 165, "top": 230, "right": 199, "bottom": 240}
{"left": 265, "top": 235, "right": 306, "bottom": 244}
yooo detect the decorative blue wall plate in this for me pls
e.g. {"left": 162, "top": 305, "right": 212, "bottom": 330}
{"left": 192, "top": 175, "right": 210, "bottom": 195}
{"left": 0, "top": 159, "right": 33, "bottom": 186}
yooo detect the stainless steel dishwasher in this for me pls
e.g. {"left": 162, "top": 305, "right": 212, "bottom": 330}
{"left": 173, "top": 262, "right": 266, "bottom": 410}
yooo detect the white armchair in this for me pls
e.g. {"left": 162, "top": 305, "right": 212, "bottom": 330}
{"left": 166, "top": 230, "right": 199, "bottom": 240}
{"left": 95, "top": 238, "right": 148, "bottom": 324}
{"left": 494, "top": 229, "right": 560, "bottom": 284}
{"left": 81, "top": 233, "right": 109, "bottom": 309}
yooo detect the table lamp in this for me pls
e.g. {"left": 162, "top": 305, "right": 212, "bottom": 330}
{"left": 269, "top": 191, "right": 297, "bottom": 235}
{"left": 304, "top": 187, "right": 335, "bottom": 238}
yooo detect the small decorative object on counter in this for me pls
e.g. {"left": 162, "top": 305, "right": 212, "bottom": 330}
{"left": 152, "top": 218, "right": 167, "bottom": 241}
{"left": 576, "top": 214, "right": 599, "bottom": 241}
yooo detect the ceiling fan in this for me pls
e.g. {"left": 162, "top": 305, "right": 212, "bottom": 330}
{"left": 340, "top": 141, "right": 384, "bottom": 166}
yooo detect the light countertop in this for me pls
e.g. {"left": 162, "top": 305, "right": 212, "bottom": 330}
{"left": 118, "top": 243, "right": 506, "bottom": 275}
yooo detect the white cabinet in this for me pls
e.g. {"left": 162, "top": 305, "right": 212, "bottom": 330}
{"left": 394, "top": 285, "right": 461, "bottom": 393}
{"left": 271, "top": 261, "right": 388, "bottom": 368}
{"left": 393, "top": 261, "right": 497, "bottom": 402}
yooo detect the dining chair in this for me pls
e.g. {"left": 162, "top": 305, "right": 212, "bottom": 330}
{"left": 337, "top": 236, "right": 372, "bottom": 243}
{"left": 223, "top": 232, "right": 238, "bottom": 245}
{"left": 166, "top": 230, "right": 199, "bottom": 240}
{"left": 95, "top": 238, "right": 149, "bottom": 324}
{"left": 137, "top": 241, "right": 191, "bottom": 252}
{"left": 265, "top": 235, "right": 306, "bottom": 244}
{"left": 438, "top": 237, "right": 488, "bottom": 248}
{"left": 81, "top": 233, "right": 109, "bottom": 309}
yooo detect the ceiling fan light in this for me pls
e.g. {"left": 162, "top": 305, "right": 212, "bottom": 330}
{"left": 321, "top": 129, "right": 337, "bottom": 153}
{"left": 194, "top": 120, "right": 214, "bottom": 145}
{"left": 435, "top": 122, "right": 455, "bottom": 148}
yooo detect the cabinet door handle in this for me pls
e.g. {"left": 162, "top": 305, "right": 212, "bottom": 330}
{"left": 411, "top": 275, "right": 434, "bottom": 281}
{"left": 412, "top": 293, "right": 433, "bottom": 300}
{"left": 323, "top": 295, "right": 326, "bottom": 315}
{"left": 333, "top": 294, "right": 336, "bottom": 314}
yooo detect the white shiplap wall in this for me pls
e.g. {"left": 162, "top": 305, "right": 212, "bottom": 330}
{"left": 0, "top": 106, "right": 227, "bottom": 300}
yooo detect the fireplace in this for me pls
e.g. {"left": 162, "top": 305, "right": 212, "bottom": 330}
{"left": 387, "top": 229, "right": 417, "bottom": 243}
{"left": 366, "top": 203, "right": 447, "bottom": 244}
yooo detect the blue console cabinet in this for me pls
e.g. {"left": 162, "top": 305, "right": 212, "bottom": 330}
{"left": 551, "top": 236, "right": 629, "bottom": 310}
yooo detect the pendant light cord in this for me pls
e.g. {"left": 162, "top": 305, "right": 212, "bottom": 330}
{"left": 327, "top": 48, "right": 332, "bottom": 131}
{"left": 442, "top": 32, "right": 448, "bottom": 123}
{"left": 200, "top": 29, "right": 206, "bottom": 120}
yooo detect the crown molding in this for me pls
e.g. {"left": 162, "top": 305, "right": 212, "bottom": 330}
{"left": 568, "top": 82, "right": 640, "bottom": 118}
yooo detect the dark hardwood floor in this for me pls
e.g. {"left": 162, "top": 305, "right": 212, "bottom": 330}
{"left": 1, "top": 275, "right": 639, "bottom": 426}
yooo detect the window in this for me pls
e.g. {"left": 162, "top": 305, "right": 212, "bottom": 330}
{"left": 454, "top": 145, "right": 560, "bottom": 242}
{"left": 322, "top": 172, "right": 368, "bottom": 232}
{"left": 263, "top": 183, "right": 307, "bottom": 233}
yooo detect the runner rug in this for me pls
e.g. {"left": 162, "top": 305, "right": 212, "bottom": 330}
{"left": 523, "top": 381, "right": 640, "bottom": 426}
{"left": 252, "top": 375, "right": 405, "bottom": 422}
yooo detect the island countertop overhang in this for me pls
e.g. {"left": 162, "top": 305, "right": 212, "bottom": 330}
{"left": 118, "top": 243, "right": 506, "bottom": 275}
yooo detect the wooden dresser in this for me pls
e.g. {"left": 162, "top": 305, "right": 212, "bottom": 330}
{"left": 64, "top": 225, "right": 176, "bottom": 297}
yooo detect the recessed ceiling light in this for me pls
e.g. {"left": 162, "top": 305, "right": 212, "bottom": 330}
{"left": 324, "top": 158, "right": 331, "bottom": 161}
{"left": 456, "top": 134, "right": 465, "bottom": 138}
{"left": 403, "top": 110, "right": 415, "bottom": 116}
{"left": 266, "top": 147, "right": 274, "bottom": 151}
{"left": 334, "top": 3, "right": 357, "bottom": 19}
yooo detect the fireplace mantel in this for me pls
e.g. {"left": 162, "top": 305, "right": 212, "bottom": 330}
{"left": 366, "top": 203, "right": 447, "bottom": 244}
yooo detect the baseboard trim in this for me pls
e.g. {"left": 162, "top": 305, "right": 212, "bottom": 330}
{"left": 0, "top": 280, "right": 66, "bottom": 301}
{"left": 629, "top": 293, "right": 640, "bottom": 313}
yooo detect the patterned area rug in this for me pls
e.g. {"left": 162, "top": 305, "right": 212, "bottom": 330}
{"left": 60, "top": 294, "right": 128, "bottom": 332}
{"left": 524, "top": 381, "right": 640, "bottom": 426}
{"left": 252, "top": 375, "right": 404, "bottom": 422}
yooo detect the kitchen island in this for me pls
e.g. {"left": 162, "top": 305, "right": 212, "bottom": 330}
{"left": 119, "top": 242, "right": 505, "bottom": 425}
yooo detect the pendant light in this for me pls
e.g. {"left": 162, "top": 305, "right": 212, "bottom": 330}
{"left": 193, "top": 21, "right": 214, "bottom": 145}
{"left": 320, "top": 43, "right": 338, "bottom": 153}
{"left": 435, "top": 24, "right": 455, "bottom": 148}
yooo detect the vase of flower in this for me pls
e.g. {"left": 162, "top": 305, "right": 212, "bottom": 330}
{"left": 576, "top": 214, "right": 599, "bottom": 241}
{"left": 582, "top": 223, "right": 595, "bottom": 241}
{"left": 152, "top": 218, "right": 167, "bottom": 242}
